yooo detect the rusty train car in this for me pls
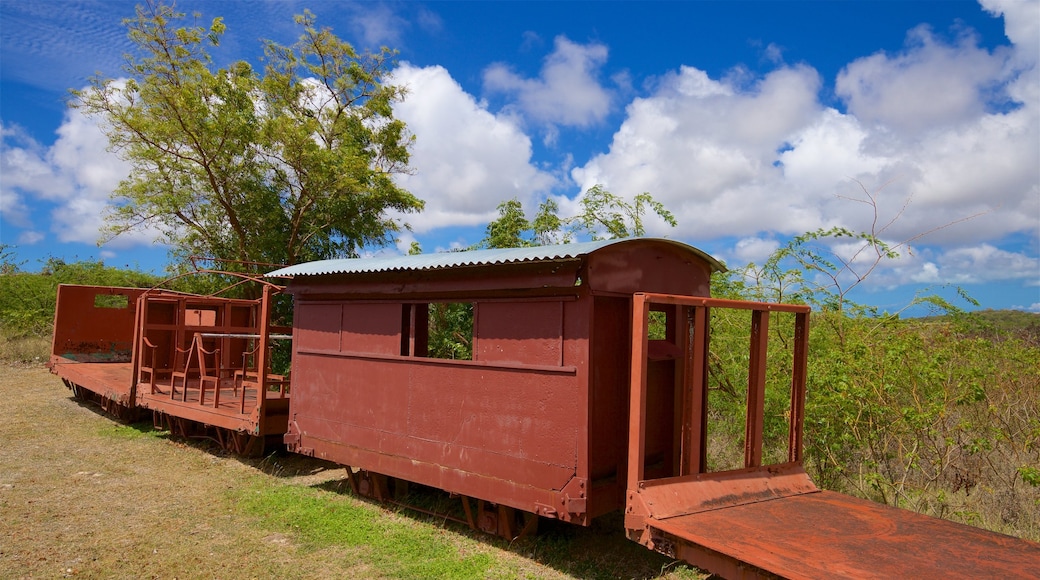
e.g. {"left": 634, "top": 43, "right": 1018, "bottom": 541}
{"left": 50, "top": 238, "right": 1040, "bottom": 578}
{"left": 49, "top": 282, "right": 292, "bottom": 455}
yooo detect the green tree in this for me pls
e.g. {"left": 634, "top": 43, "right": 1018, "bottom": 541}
{"left": 482, "top": 198, "right": 533, "bottom": 249}
{"left": 572, "top": 184, "right": 677, "bottom": 240}
{"left": 479, "top": 185, "right": 677, "bottom": 249}
{"left": 73, "top": 2, "right": 422, "bottom": 274}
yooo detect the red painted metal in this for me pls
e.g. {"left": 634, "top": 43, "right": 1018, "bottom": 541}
{"left": 652, "top": 490, "right": 1040, "bottom": 579}
{"left": 625, "top": 292, "right": 1040, "bottom": 578}
{"left": 284, "top": 239, "right": 717, "bottom": 525}
{"left": 49, "top": 283, "right": 291, "bottom": 453}
{"left": 133, "top": 287, "right": 292, "bottom": 445}
{"left": 48, "top": 285, "right": 148, "bottom": 414}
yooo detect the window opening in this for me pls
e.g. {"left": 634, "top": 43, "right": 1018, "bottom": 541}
{"left": 94, "top": 294, "right": 129, "bottom": 309}
{"left": 704, "top": 308, "right": 797, "bottom": 472}
{"left": 426, "top": 302, "right": 474, "bottom": 360}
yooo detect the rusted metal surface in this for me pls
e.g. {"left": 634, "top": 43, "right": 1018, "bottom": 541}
{"left": 48, "top": 285, "right": 148, "bottom": 414}
{"left": 49, "top": 283, "right": 291, "bottom": 453}
{"left": 133, "top": 286, "right": 291, "bottom": 445}
{"left": 282, "top": 239, "right": 718, "bottom": 525}
{"left": 625, "top": 292, "right": 1040, "bottom": 578}
{"left": 651, "top": 490, "right": 1040, "bottom": 579}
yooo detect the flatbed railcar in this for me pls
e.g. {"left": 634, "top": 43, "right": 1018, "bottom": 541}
{"left": 49, "top": 282, "right": 292, "bottom": 455}
{"left": 50, "top": 238, "right": 1040, "bottom": 579}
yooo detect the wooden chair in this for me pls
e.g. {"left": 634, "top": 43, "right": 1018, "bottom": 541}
{"left": 195, "top": 336, "right": 237, "bottom": 407}
{"left": 170, "top": 336, "right": 198, "bottom": 401}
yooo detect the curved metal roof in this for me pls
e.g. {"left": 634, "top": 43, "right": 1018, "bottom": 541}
{"left": 267, "top": 238, "right": 723, "bottom": 277}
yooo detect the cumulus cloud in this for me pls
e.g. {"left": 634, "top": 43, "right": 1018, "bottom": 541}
{"left": 835, "top": 25, "right": 1011, "bottom": 135}
{"left": 733, "top": 237, "right": 781, "bottom": 264}
{"left": 0, "top": 107, "right": 150, "bottom": 249}
{"left": 569, "top": 5, "right": 1038, "bottom": 294}
{"left": 390, "top": 64, "right": 557, "bottom": 232}
{"left": 572, "top": 63, "right": 824, "bottom": 238}
{"left": 484, "top": 36, "right": 613, "bottom": 129}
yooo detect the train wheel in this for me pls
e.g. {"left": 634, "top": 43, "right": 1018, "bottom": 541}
{"left": 349, "top": 469, "right": 390, "bottom": 501}
{"left": 461, "top": 497, "right": 538, "bottom": 540}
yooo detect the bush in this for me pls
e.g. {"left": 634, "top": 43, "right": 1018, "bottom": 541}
{"left": 0, "top": 257, "right": 159, "bottom": 364}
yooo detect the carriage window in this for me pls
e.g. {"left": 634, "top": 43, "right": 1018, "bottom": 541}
{"left": 424, "top": 302, "right": 473, "bottom": 360}
{"left": 94, "top": 294, "right": 129, "bottom": 309}
{"left": 648, "top": 309, "right": 669, "bottom": 341}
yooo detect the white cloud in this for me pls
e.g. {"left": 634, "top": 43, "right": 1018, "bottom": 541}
{"left": 733, "top": 237, "right": 781, "bottom": 264}
{"left": 568, "top": 6, "right": 1038, "bottom": 296}
{"left": 390, "top": 64, "right": 556, "bottom": 233}
{"left": 835, "top": 25, "right": 1011, "bottom": 135}
{"left": 344, "top": 2, "right": 410, "bottom": 49}
{"left": 823, "top": 241, "right": 1039, "bottom": 290}
{"left": 571, "top": 63, "right": 824, "bottom": 238}
{"left": 0, "top": 105, "right": 144, "bottom": 248}
{"left": 932, "top": 243, "right": 1040, "bottom": 283}
{"left": 483, "top": 36, "right": 612, "bottom": 128}
{"left": 980, "top": 0, "right": 1040, "bottom": 69}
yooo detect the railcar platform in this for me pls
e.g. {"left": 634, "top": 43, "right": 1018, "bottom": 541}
{"left": 648, "top": 489, "right": 1040, "bottom": 579}
{"left": 138, "top": 378, "right": 289, "bottom": 434}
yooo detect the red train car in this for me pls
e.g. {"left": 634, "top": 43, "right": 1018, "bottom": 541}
{"left": 49, "top": 283, "right": 292, "bottom": 455}
{"left": 275, "top": 238, "right": 720, "bottom": 531}
{"left": 272, "top": 238, "right": 1040, "bottom": 578}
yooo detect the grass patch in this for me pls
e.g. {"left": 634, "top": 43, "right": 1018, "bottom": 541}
{"left": 0, "top": 331, "right": 49, "bottom": 365}
{"left": 96, "top": 421, "right": 161, "bottom": 440}
{"left": 236, "top": 481, "right": 704, "bottom": 579}
{"left": 236, "top": 484, "right": 496, "bottom": 579}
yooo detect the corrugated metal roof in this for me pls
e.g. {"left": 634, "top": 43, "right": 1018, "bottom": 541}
{"left": 267, "top": 238, "right": 722, "bottom": 277}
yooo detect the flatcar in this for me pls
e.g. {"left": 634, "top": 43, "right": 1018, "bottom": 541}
{"left": 50, "top": 238, "right": 1040, "bottom": 579}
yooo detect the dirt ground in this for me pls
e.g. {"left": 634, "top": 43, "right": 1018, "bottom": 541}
{"left": 0, "top": 365, "right": 350, "bottom": 578}
{"left": 0, "top": 367, "right": 502, "bottom": 578}
{"left": 0, "top": 366, "right": 700, "bottom": 579}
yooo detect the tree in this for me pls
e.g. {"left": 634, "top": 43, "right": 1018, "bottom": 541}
{"left": 478, "top": 185, "right": 677, "bottom": 249}
{"left": 73, "top": 2, "right": 422, "bottom": 273}
{"left": 482, "top": 199, "right": 533, "bottom": 249}
{"left": 572, "top": 184, "right": 677, "bottom": 240}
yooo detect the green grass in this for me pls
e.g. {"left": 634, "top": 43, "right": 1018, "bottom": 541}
{"left": 96, "top": 421, "right": 162, "bottom": 440}
{"left": 233, "top": 482, "right": 700, "bottom": 579}
{"left": 236, "top": 484, "right": 497, "bottom": 579}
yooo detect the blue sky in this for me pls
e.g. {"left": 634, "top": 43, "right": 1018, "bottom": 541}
{"left": 1, "top": 0, "right": 1038, "bottom": 314}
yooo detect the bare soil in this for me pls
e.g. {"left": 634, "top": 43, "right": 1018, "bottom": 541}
{"left": 0, "top": 366, "right": 701, "bottom": 579}
{"left": 0, "top": 365, "right": 353, "bottom": 578}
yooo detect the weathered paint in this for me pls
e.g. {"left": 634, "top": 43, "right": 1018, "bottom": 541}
{"left": 283, "top": 239, "right": 716, "bottom": 523}
{"left": 49, "top": 283, "right": 291, "bottom": 453}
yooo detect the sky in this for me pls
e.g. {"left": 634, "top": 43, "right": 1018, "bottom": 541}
{"left": 1, "top": 0, "right": 1038, "bottom": 314}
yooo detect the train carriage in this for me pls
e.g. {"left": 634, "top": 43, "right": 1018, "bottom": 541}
{"left": 274, "top": 238, "right": 721, "bottom": 530}
{"left": 49, "top": 282, "right": 292, "bottom": 455}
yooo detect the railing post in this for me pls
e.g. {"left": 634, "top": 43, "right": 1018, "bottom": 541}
{"left": 745, "top": 310, "right": 769, "bottom": 469}
{"left": 627, "top": 293, "right": 651, "bottom": 490}
{"left": 788, "top": 311, "right": 809, "bottom": 463}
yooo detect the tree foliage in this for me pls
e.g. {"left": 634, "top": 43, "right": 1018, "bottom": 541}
{"left": 73, "top": 2, "right": 422, "bottom": 272}
{"left": 478, "top": 185, "right": 676, "bottom": 249}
